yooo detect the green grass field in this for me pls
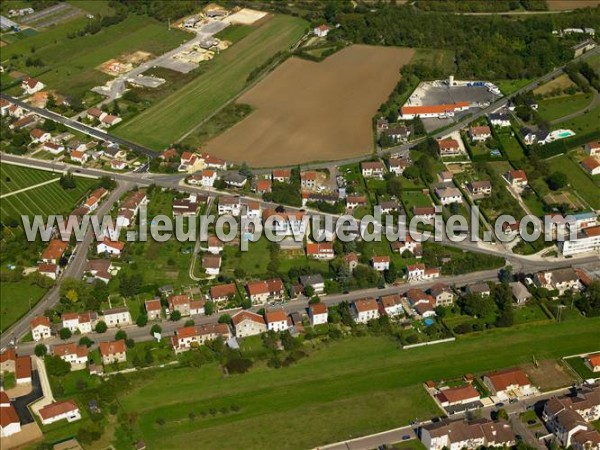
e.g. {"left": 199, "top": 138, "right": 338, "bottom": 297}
{"left": 0, "top": 280, "right": 47, "bottom": 332}
{"left": 564, "top": 356, "right": 597, "bottom": 380}
{"left": 1, "top": 14, "right": 190, "bottom": 98}
{"left": 497, "top": 131, "right": 526, "bottom": 161}
{"left": 546, "top": 154, "right": 600, "bottom": 209}
{"left": 537, "top": 93, "right": 594, "bottom": 122}
{"left": 0, "top": 164, "right": 97, "bottom": 221}
{"left": 495, "top": 79, "right": 533, "bottom": 95}
{"left": 114, "top": 15, "right": 307, "bottom": 150}
{"left": 410, "top": 48, "right": 455, "bottom": 72}
{"left": 553, "top": 104, "right": 600, "bottom": 135}
{"left": 118, "top": 317, "right": 600, "bottom": 449}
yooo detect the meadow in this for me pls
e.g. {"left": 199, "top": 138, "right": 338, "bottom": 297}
{"left": 0, "top": 281, "right": 47, "bottom": 332}
{"left": 537, "top": 93, "right": 594, "bottom": 122}
{"left": 1, "top": 14, "right": 190, "bottom": 98}
{"left": 115, "top": 15, "right": 308, "bottom": 150}
{"left": 546, "top": 153, "right": 600, "bottom": 209}
{"left": 118, "top": 317, "right": 600, "bottom": 449}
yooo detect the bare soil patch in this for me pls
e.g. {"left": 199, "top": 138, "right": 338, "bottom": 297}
{"left": 543, "top": 191, "right": 586, "bottom": 210}
{"left": 547, "top": 0, "right": 600, "bottom": 10}
{"left": 533, "top": 74, "right": 577, "bottom": 97}
{"left": 523, "top": 360, "right": 576, "bottom": 391}
{"left": 203, "top": 45, "right": 415, "bottom": 167}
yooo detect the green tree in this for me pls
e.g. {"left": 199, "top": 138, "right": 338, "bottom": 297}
{"left": 136, "top": 314, "right": 148, "bottom": 327}
{"left": 204, "top": 300, "right": 215, "bottom": 316}
{"left": 150, "top": 324, "right": 162, "bottom": 335}
{"left": 45, "top": 355, "right": 71, "bottom": 377}
{"left": 34, "top": 344, "right": 47, "bottom": 357}
{"left": 59, "top": 327, "right": 72, "bottom": 340}
{"left": 546, "top": 171, "right": 568, "bottom": 191}
{"left": 218, "top": 314, "right": 231, "bottom": 324}
{"left": 115, "top": 330, "right": 127, "bottom": 340}
{"left": 170, "top": 310, "right": 181, "bottom": 321}
{"left": 303, "top": 285, "right": 315, "bottom": 297}
{"left": 95, "top": 321, "right": 108, "bottom": 333}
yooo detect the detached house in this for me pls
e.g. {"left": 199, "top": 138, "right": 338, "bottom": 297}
{"left": 379, "top": 294, "right": 404, "bottom": 317}
{"left": 264, "top": 309, "right": 289, "bottom": 332}
{"left": 245, "top": 278, "right": 285, "bottom": 304}
{"left": 469, "top": 126, "right": 491, "bottom": 142}
{"left": 488, "top": 112, "right": 511, "bottom": 128}
{"left": 232, "top": 311, "right": 267, "bottom": 338}
{"left": 171, "top": 324, "right": 231, "bottom": 353}
{"left": 210, "top": 283, "right": 237, "bottom": 303}
{"left": 434, "top": 186, "right": 462, "bottom": 205}
{"left": 534, "top": 268, "right": 581, "bottom": 295}
{"left": 272, "top": 169, "right": 291, "bottom": 183}
{"left": 352, "top": 298, "right": 380, "bottom": 324}
{"left": 346, "top": 195, "right": 367, "bottom": 210}
{"left": 218, "top": 196, "right": 241, "bottom": 216}
{"left": 102, "top": 307, "right": 131, "bottom": 327}
{"left": 145, "top": 299, "right": 162, "bottom": 321}
{"left": 61, "top": 311, "right": 97, "bottom": 334}
{"left": 22, "top": 77, "right": 45, "bottom": 95}
{"left": 38, "top": 401, "right": 81, "bottom": 426}
{"left": 505, "top": 170, "right": 528, "bottom": 188}
{"left": 467, "top": 180, "right": 492, "bottom": 197}
{"left": 31, "top": 316, "right": 51, "bottom": 341}
{"left": 361, "top": 161, "right": 385, "bottom": 178}
{"left": 308, "top": 303, "right": 328, "bottom": 326}
{"left": 391, "top": 235, "right": 422, "bottom": 258}
{"left": 584, "top": 141, "right": 600, "bottom": 157}
{"left": 413, "top": 206, "right": 436, "bottom": 222}
{"left": 428, "top": 283, "right": 455, "bottom": 307}
{"left": 482, "top": 367, "right": 533, "bottom": 399}
{"left": 167, "top": 294, "right": 192, "bottom": 316}
{"left": 388, "top": 158, "right": 411, "bottom": 175}
{"left": 30, "top": 128, "right": 51, "bottom": 143}
{"left": 580, "top": 157, "right": 600, "bottom": 176}
{"left": 420, "top": 418, "right": 515, "bottom": 450}
{"left": 96, "top": 238, "right": 124, "bottom": 256}
{"left": 301, "top": 171, "right": 318, "bottom": 189}
{"left": 306, "top": 242, "right": 335, "bottom": 260}
{"left": 52, "top": 343, "right": 88, "bottom": 370}
{"left": 99, "top": 340, "right": 127, "bottom": 365}
{"left": 437, "top": 138, "right": 461, "bottom": 156}
{"left": 202, "top": 254, "right": 221, "bottom": 276}
{"left": 371, "top": 256, "right": 390, "bottom": 272}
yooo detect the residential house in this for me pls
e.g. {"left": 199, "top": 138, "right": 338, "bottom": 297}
{"left": 245, "top": 278, "right": 285, "bottom": 305}
{"left": 262, "top": 209, "right": 307, "bottom": 237}
{"left": 61, "top": 311, "right": 97, "bottom": 334}
{"left": 218, "top": 196, "right": 241, "bottom": 216}
{"left": 159, "top": 148, "right": 178, "bottom": 161}
{"left": 378, "top": 200, "right": 402, "bottom": 214}
{"left": 584, "top": 141, "right": 600, "bottom": 157}
{"left": 371, "top": 255, "right": 390, "bottom": 272}
{"left": 488, "top": 112, "right": 511, "bottom": 127}
{"left": 30, "top": 128, "right": 51, "bottom": 143}
{"left": 221, "top": 171, "right": 247, "bottom": 188}
{"left": 38, "top": 401, "right": 81, "bottom": 426}
{"left": 264, "top": 309, "right": 289, "bottom": 332}
{"left": 209, "top": 283, "right": 237, "bottom": 303}
{"left": 413, "top": 206, "right": 437, "bottom": 222}
{"left": 361, "top": 161, "right": 385, "bottom": 178}
{"left": 10, "top": 114, "right": 37, "bottom": 130}
{"left": 0, "top": 348, "right": 16, "bottom": 373}
{"left": 580, "top": 157, "right": 600, "bottom": 176}
{"left": 16, "top": 356, "right": 32, "bottom": 384}
{"left": 438, "top": 171, "right": 454, "bottom": 183}
{"left": 145, "top": 299, "right": 162, "bottom": 321}
{"left": 110, "top": 159, "right": 127, "bottom": 170}
{"left": 99, "top": 340, "right": 127, "bottom": 365}
{"left": 428, "top": 283, "right": 455, "bottom": 307}
{"left": 534, "top": 268, "right": 581, "bottom": 295}
{"left": 510, "top": 281, "right": 532, "bottom": 305}
{"left": 0, "top": 392, "right": 20, "bottom": 437}
{"left": 31, "top": 316, "right": 51, "bottom": 341}
{"left": 0, "top": 98, "right": 11, "bottom": 116}
{"left": 299, "top": 274, "right": 325, "bottom": 295}
{"left": 376, "top": 118, "right": 389, "bottom": 131}
{"left": 584, "top": 354, "right": 600, "bottom": 373}
{"left": 22, "top": 77, "right": 45, "bottom": 95}
{"left": 379, "top": 294, "right": 404, "bottom": 317}
{"left": 406, "top": 264, "right": 439, "bottom": 282}
{"left": 346, "top": 195, "right": 367, "bottom": 210}
{"left": 382, "top": 126, "right": 410, "bottom": 142}
{"left": 86, "top": 259, "right": 112, "bottom": 283}
{"left": 207, "top": 236, "right": 224, "bottom": 254}
{"left": 466, "top": 282, "right": 491, "bottom": 297}
{"left": 308, "top": 303, "right": 328, "bottom": 326}
{"left": 435, "top": 385, "right": 481, "bottom": 407}
{"left": 43, "top": 142, "right": 65, "bottom": 154}
{"left": 255, "top": 179, "right": 272, "bottom": 194}
{"left": 467, "top": 180, "right": 492, "bottom": 197}
{"left": 101, "top": 114, "right": 121, "bottom": 127}
{"left": 202, "top": 254, "right": 221, "bottom": 276}
{"left": 560, "top": 225, "right": 600, "bottom": 256}
{"left": 300, "top": 171, "right": 318, "bottom": 189}
{"left": 38, "top": 263, "right": 59, "bottom": 280}
{"left": 437, "top": 138, "right": 461, "bottom": 156}
{"left": 313, "top": 24, "right": 330, "bottom": 37}
{"left": 469, "top": 126, "right": 491, "bottom": 142}
{"left": 391, "top": 235, "right": 422, "bottom": 258}
{"left": 306, "top": 242, "right": 335, "bottom": 260}
{"left": 172, "top": 197, "right": 199, "bottom": 217}
{"left": 232, "top": 311, "right": 267, "bottom": 338}
{"left": 272, "top": 169, "right": 291, "bottom": 183}
{"left": 96, "top": 238, "right": 124, "bottom": 256}
{"left": 388, "top": 158, "right": 411, "bottom": 175}
{"left": 352, "top": 298, "right": 380, "bottom": 324}
{"left": 52, "top": 343, "right": 88, "bottom": 370}
{"left": 102, "top": 307, "right": 131, "bottom": 327}
{"left": 41, "top": 239, "right": 68, "bottom": 264}
{"left": 171, "top": 323, "right": 231, "bottom": 353}
{"left": 194, "top": 169, "right": 217, "bottom": 187}
{"left": 345, "top": 252, "right": 359, "bottom": 272}
{"left": 201, "top": 153, "right": 228, "bottom": 170}
{"left": 482, "top": 368, "right": 533, "bottom": 399}
{"left": 420, "top": 418, "right": 515, "bottom": 450}
{"left": 190, "top": 300, "right": 205, "bottom": 316}
{"left": 435, "top": 186, "right": 463, "bottom": 205}
{"left": 167, "top": 294, "right": 191, "bottom": 316}
{"left": 86, "top": 107, "right": 105, "bottom": 121}
{"left": 70, "top": 150, "right": 88, "bottom": 164}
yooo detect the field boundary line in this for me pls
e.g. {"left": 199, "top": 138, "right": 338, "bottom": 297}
{"left": 0, "top": 177, "right": 61, "bottom": 199}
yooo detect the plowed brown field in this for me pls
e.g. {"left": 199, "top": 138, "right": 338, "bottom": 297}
{"left": 202, "top": 45, "right": 415, "bottom": 167}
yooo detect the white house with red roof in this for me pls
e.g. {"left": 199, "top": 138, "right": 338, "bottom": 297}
{"left": 379, "top": 294, "right": 404, "bottom": 317}
{"left": 22, "top": 77, "right": 45, "bottom": 95}
{"left": 264, "top": 309, "right": 289, "bottom": 332}
{"left": 70, "top": 150, "right": 88, "bottom": 165}
{"left": 352, "top": 298, "right": 380, "bottom": 324}
{"left": 361, "top": 161, "right": 385, "bottom": 178}
{"left": 437, "top": 138, "right": 461, "bottom": 156}
{"left": 199, "top": 169, "right": 217, "bottom": 187}
{"left": 272, "top": 169, "right": 291, "bottom": 183}
{"left": 245, "top": 279, "right": 285, "bottom": 304}
{"left": 38, "top": 400, "right": 81, "bottom": 425}
{"left": 313, "top": 24, "right": 330, "bottom": 37}
{"left": 232, "top": 310, "right": 267, "bottom": 338}
{"left": 102, "top": 307, "right": 131, "bottom": 327}
{"left": 31, "top": 316, "right": 51, "bottom": 341}
{"left": 584, "top": 354, "right": 600, "bottom": 373}
{"left": 580, "top": 157, "right": 600, "bottom": 176}
{"left": 43, "top": 142, "right": 65, "bottom": 154}
{"left": 308, "top": 302, "right": 328, "bottom": 326}
{"left": 300, "top": 171, "right": 318, "bottom": 189}
{"left": 371, "top": 255, "right": 390, "bottom": 272}
{"left": 61, "top": 311, "right": 97, "bottom": 334}
{"left": 435, "top": 385, "right": 481, "bottom": 407}
{"left": 38, "top": 262, "right": 59, "bottom": 280}
{"left": 306, "top": 242, "right": 335, "bottom": 260}
{"left": 391, "top": 236, "right": 422, "bottom": 258}
{"left": 16, "top": 356, "right": 32, "bottom": 385}
{"left": 97, "top": 238, "right": 124, "bottom": 256}
{"left": 171, "top": 324, "right": 231, "bottom": 353}
{"left": 483, "top": 368, "right": 533, "bottom": 399}
{"left": 389, "top": 158, "right": 411, "bottom": 175}
{"left": 145, "top": 298, "right": 162, "bottom": 321}
{"left": 0, "top": 391, "right": 21, "bottom": 437}
{"left": 99, "top": 340, "right": 127, "bottom": 365}
{"left": 30, "top": 128, "right": 51, "bottom": 143}
{"left": 584, "top": 141, "right": 600, "bottom": 157}
{"left": 52, "top": 343, "right": 89, "bottom": 370}
{"left": 469, "top": 126, "right": 492, "bottom": 142}
{"left": 111, "top": 159, "right": 127, "bottom": 170}
{"left": 210, "top": 283, "right": 237, "bottom": 303}
{"left": 505, "top": 170, "right": 528, "bottom": 188}
{"left": 201, "top": 153, "right": 228, "bottom": 170}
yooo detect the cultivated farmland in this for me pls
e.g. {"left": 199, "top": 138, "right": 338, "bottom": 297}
{"left": 115, "top": 15, "right": 307, "bottom": 150}
{"left": 546, "top": 0, "right": 600, "bottom": 10}
{"left": 202, "top": 45, "right": 415, "bottom": 166}
{"left": 0, "top": 164, "right": 96, "bottom": 221}
{"left": 117, "top": 318, "right": 600, "bottom": 449}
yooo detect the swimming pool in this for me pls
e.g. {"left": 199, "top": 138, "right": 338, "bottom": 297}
{"left": 424, "top": 318, "right": 435, "bottom": 326}
{"left": 548, "top": 129, "right": 576, "bottom": 141}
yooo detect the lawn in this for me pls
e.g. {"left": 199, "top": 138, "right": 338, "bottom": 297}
{"left": 0, "top": 280, "right": 47, "bottom": 332}
{"left": 564, "top": 356, "right": 597, "bottom": 381}
{"left": 410, "top": 48, "right": 455, "bottom": 72}
{"left": 546, "top": 154, "right": 600, "bottom": 209}
{"left": 1, "top": 14, "right": 190, "bottom": 98}
{"left": 221, "top": 237, "right": 272, "bottom": 277}
{"left": 497, "top": 131, "right": 526, "bottom": 161}
{"left": 0, "top": 164, "right": 97, "bottom": 221}
{"left": 117, "top": 317, "right": 600, "bottom": 449}
{"left": 495, "top": 79, "right": 533, "bottom": 95}
{"left": 553, "top": 104, "right": 600, "bottom": 135}
{"left": 215, "top": 24, "right": 255, "bottom": 43}
{"left": 537, "top": 93, "right": 594, "bottom": 122}
{"left": 401, "top": 191, "right": 433, "bottom": 215}
{"left": 114, "top": 15, "right": 307, "bottom": 150}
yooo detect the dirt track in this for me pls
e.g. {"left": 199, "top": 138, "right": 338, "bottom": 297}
{"left": 203, "top": 45, "right": 415, "bottom": 167}
{"left": 547, "top": 0, "right": 600, "bottom": 10}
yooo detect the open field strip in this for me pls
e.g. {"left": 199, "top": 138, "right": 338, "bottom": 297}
{"left": 0, "top": 177, "right": 60, "bottom": 198}
{"left": 119, "top": 317, "right": 600, "bottom": 449}
{"left": 537, "top": 93, "right": 594, "bottom": 121}
{"left": 114, "top": 15, "right": 307, "bottom": 150}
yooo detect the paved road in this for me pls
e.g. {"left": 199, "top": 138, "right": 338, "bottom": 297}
{"left": 550, "top": 87, "right": 600, "bottom": 126}
{"left": 0, "top": 181, "right": 131, "bottom": 349}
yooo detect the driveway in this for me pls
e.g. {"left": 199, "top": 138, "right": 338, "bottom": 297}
{"left": 11, "top": 370, "right": 43, "bottom": 424}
